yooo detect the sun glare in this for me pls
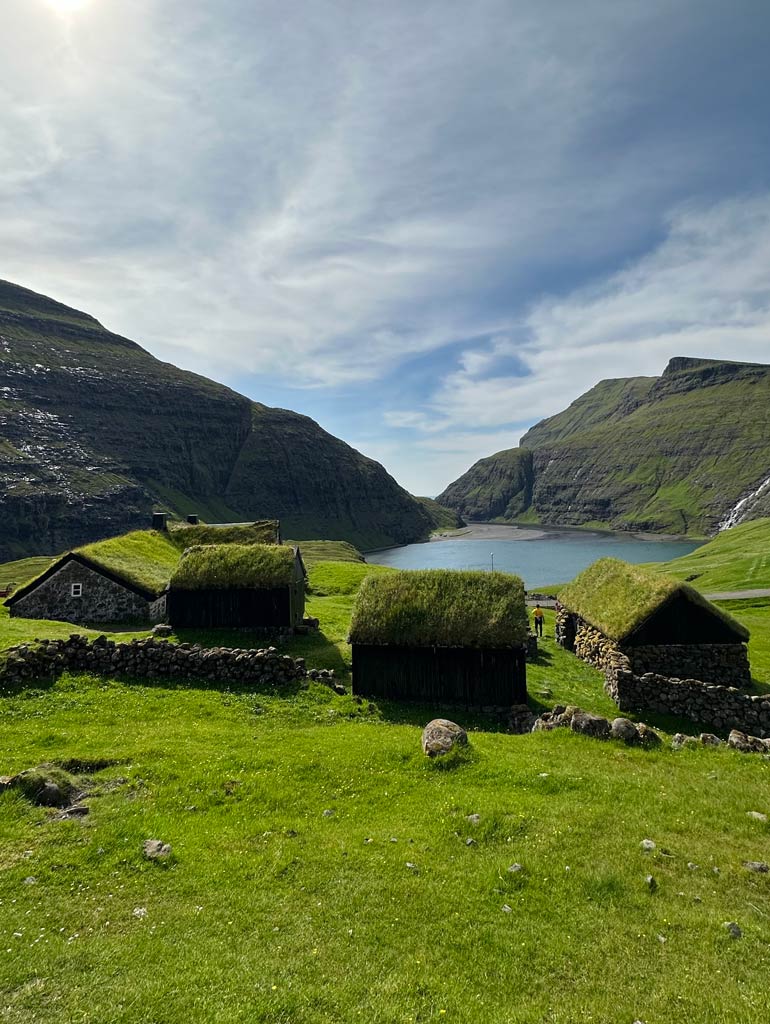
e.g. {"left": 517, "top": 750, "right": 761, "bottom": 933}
{"left": 45, "top": 0, "right": 93, "bottom": 13}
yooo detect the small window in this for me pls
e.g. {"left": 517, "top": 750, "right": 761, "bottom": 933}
{"left": 71, "top": 583, "right": 83, "bottom": 597}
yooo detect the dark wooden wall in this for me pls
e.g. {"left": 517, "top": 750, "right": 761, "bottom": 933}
{"left": 168, "top": 587, "right": 293, "bottom": 629}
{"left": 351, "top": 644, "right": 527, "bottom": 708}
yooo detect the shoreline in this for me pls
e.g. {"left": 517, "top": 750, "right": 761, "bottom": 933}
{"left": 428, "top": 521, "right": 700, "bottom": 544}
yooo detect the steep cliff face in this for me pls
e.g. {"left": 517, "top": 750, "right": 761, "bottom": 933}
{"left": 0, "top": 279, "right": 432, "bottom": 559}
{"left": 438, "top": 357, "right": 770, "bottom": 536}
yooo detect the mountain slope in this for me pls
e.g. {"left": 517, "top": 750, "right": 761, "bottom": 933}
{"left": 438, "top": 357, "right": 770, "bottom": 536}
{"left": 0, "top": 279, "right": 433, "bottom": 559}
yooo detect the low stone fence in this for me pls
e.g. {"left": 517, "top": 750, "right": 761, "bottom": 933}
{"left": 607, "top": 668, "right": 770, "bottom": 736}
{"left": 0, "top": 634, "right": 318, "bottom": 689}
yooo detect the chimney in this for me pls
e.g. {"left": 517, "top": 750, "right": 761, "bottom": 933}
{"left": 186, "top": 514, "right": 200, "bottom": 525}
{"left": 152, "top": 512, "right": 168, "bottom": 532}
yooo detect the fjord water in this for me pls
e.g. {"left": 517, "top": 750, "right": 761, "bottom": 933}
{"left": 365, "top": 525, "right": 703, "bottom": 587}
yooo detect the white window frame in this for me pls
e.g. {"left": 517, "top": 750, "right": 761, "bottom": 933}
{"left": 71, "top": 583, "right": 83, "bottom": 597}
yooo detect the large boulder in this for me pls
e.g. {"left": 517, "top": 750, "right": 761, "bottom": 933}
{"left": 611, "top": 718, "right": 640, "bottom": 744}
{"left": 421, "top": 719, "right": 468, "bottom": 757}
{"left": 728, "top": 730, "right": 770, "bottom": 754}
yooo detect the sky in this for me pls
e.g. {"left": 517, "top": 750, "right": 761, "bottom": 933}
{"left": 3, "top": 0, "right": 770, "bottom": 496}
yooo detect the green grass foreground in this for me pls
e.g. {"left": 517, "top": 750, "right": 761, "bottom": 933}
{"left": 2, "top": 562, "right": 770, "bottom": 1021}
{"left": 2, "top": 673, "right": 770, "bottom": 1024}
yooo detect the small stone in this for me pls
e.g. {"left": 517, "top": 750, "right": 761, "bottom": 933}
{"left": 657, "top": 933, "right": 666, "bottom": 944}
{"left": 636, "top": 723, "right": 661, "bottom": 747}
{"left": 747, "top": 811, "right": 768, "bottom": 823}
{"left": 645, "top": 875, "right": 657, "bottom": 891}
{"left": 363, "top": 838, "right": 373, "bottom": 844}
{"left": 406, "top": 862, "right": 418, "bottom": 872}
{"left": 142, "top": 839, "right": 172, "bottom": 860}
{"left": 465, "top": 838, "right": 476, "bottom": 846}
{"left": 390, "top": 837, "right": 398, "bottom": 843}
{"left": 693, "top": 896, "right": 702, "bottom": 903}
{"left": 501, "top": 904, "right": 512, "bottom": 913}
{"left": 640, "top": 839, "right": 656, "bottom": 852}
{"left": 699, "top": 733, "right": 723, "bottom": 746}
{"left": 322, "top": 809, "right": 335, "bottom": 818}
{"left": 507, "top": 863, "right": 523, "bottom": 874}
{"left": 713, "top": 867, "right": 721, "bottom": 875}
{"left": 743, "top": 861, "right": 769, "bottom": 873}
{"left": 724, "top": 921, "right": 742, "bottom": 939}
{"left": 466, "top": 814, "right": 481, "bottom": 826}
{"left": 687, "top": 862, "right": 699, "bottom": 871}
{"left": 22, "top": 877, "right": 36, "bottom": 885}
{"left": 611, "top": 717, "right": 640, "bottom": 744}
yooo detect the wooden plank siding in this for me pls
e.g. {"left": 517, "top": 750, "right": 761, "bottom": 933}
{"left": 351, "top": 644, "right": 527, "bottom": 709}
{"left": 168, "top": 587, "right": 297, "bottom": 629}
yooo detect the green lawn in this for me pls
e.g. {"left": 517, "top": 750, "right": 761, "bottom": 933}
{"left": 3, "top": 563, "right": 770, "bottom": 1021}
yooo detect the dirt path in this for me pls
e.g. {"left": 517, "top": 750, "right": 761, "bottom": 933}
{"left": 704, "top": 589, "right": 770, "bottom": 601}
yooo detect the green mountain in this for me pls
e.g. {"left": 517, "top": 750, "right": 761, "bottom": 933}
{"left": 438, "top": 357, "right": 770, "bottom": 536}
{"left": 0, "top": 279, "right": 435, "bottom": 559}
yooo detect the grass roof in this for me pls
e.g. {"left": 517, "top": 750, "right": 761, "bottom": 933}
{"left": 75, "top": 530, "right": 181, "bottom": 597}
{"left": 558, "top": 557, "right": 749, "bottom": 642}
{"left": 170, "top": 544, "right": 297, "bottom": 590}
{"left": 168, "top": 520, "right": 280, "bottom": 549}
{"left": 348, "top": 569, "right": 527, "bottom": 648}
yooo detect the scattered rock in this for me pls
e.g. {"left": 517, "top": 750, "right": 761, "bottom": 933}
{"left": 8, "top": 767, "right": 79, "bottom": 808}
{"left": 322, "top": 809, "right": 335, "bottom": 818}
{"left": 406, "top": 862, "right": 418, "bottom": 873}
{"left": 687, "top": 862, "right": 699, "bottom": 871}
{"left": 507, "top": 863, "right": 523, "bottom": 874}
{"left": 508, "top": 704, "right": 537, "bottom": 734}
{"left": 466, "top": 813, "right": 481, "bottom": 826}
{"left": 421, "top": 719, "right": 468, "bottom": 757}
{"left": 728, "top": 730, "right": 769, "bottom": 754}
{"left": 743, "top": 861, "right": 769, "bottom": 873}
{"left": 610, "top": 718, "right": 640, "bottom": 744}
{"left": 465, "top": 838, "right": 476, "bottom": 847}
{"left": 151, "top": 624, "right": 173, "bottom": 638}
{"left": 142, "top": 839, "right": 172, "bottom": 860}
{"left": 645, "top": 875, "right": 657, "bottom": 892}
{"left": 636, "top": 723, "right": 661, "bottom": 747}
{"left": 501, "top": 904, "right": 512, "bottom": 913}
{"left": 747, "top": 811, "right": 768, "bottom": 823}
{"left": 699, "top": 733, "right": 723, "bottom": 746}
{"left": 570, "top": 710, "right": 611, "bottom": 739}
{"left": 22, "top": 877, "right": 36, "bottom": 885}
{"left": 724, "top": 921, "right": 742, "bottom": 939}
{"left": 671, "top": 733, "right": 696, "bottom": 750}
{"left": 640, "top": 839, "right": 656, "bottom": 852}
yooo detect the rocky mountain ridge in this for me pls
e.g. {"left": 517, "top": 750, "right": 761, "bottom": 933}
{"left": 0, "top": 279, "right": 435, "bottom": 559}
{"left": 438, "top": 356, "right": 770, "bottom": 536}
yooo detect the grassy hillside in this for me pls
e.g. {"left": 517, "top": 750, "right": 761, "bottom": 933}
{"left": 0, "top": 279, "right": 433, "bottom": 559}
{"left": 439, "top": 357, "right": 770, "bottom": 536}
{"left": 647, "top": 518, "right": 770, "bottom": 592}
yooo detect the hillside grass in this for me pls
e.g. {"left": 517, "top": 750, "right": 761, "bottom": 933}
{"left": 647, "top": 517, "right": 770, "bottom": 592}
{"left": 0, "top": 556, "right": 54, "bottom": 592}
{"left": 287, "top": 540, "right": 365, "bottom": 567}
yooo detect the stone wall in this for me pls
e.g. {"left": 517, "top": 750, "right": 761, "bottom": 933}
{"left": 9, "top": 560, "right": 165, "bottom": 625}
{"left": 624, "top": 644, "right": 750, "bottom": 686}
{"left": 606, "top": 669, "right": 770, "bottom": 737}
{"left": 0, "top": 634, "right": 315, "bottom": 689}
{"left": 559, "top": 613, "right": 762, "bottom": 734}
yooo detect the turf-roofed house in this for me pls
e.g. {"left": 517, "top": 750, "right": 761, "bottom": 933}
{"left": 167, "top": 543, "right": 307, "bottom": 630}
{"left": 5, "top": 531, "right": 180, "bottom": 626}
{"left": 349, "top": 569, "right": 528, "bottom": 709}
{"left": 556, "top": 558, "right": 751, "bottom": 685}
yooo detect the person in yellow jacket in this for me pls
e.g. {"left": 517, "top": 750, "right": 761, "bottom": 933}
{"left": 533, "top": 604, "right": 544, "bottom": 638}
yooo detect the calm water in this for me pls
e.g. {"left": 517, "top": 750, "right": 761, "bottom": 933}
{"left": 366, "top": 525, "right": 702, "bottom": 587}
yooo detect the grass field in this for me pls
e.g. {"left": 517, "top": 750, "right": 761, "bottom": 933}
{"left": 2, "top": 558, "right": 770, "bottom": 1021}
{"left": 647, "top": 518, "right": 770, "bottom": 592}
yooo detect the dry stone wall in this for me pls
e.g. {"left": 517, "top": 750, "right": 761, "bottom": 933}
{"left": 559, "top": 613, "right": 761, "bottom": 734}
{"left": 0, "top": 634, "right": 320, "bottom": 689}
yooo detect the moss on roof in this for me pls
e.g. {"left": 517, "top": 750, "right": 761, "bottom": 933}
{"left": 349, "top": 569, "right": 527, "bottom": 648}
{"left": 558, "top": 557, "right": 749, "bottom": 642}
{"left": 75, "top": 530, "right": 181, "bottom": 596}
{"left": 168, "top": 520, "right": 280, "bottom": 549}
{"left": 170, "top": 543, "right": 297, "bottom": 590}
